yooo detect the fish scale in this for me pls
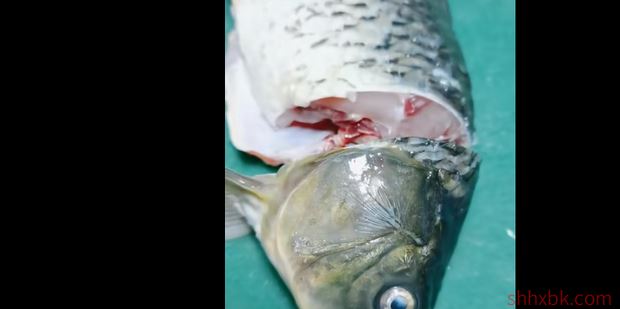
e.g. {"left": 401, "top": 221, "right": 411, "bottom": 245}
{"left": 271, "top": 0, "right": 471, "bottom": 118}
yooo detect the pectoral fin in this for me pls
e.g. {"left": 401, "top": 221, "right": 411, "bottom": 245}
{"left": 225, "top": 168, "right": 274, "bottom": 240}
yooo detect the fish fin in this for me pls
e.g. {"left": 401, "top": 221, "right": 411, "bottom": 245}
{"left": 225, "top": 200, "right": 251, "bottom": 240}
{"left": 225, "top": 168, "right": 275, "bottom": 239}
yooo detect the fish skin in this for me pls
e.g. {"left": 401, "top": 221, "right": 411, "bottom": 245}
{"left": 226, "top": 0, "right": 475, "bottom": 164}
{"left": 225, "top": 137, "right": 480, "bottom": 309}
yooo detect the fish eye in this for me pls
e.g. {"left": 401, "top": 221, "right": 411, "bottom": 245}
{"left": 379, "top": 287, "right": 416, "bottom": 309}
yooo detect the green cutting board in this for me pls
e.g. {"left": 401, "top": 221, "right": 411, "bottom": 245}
{"left": 225, "top": 0, "right": 515, "bottom": 307}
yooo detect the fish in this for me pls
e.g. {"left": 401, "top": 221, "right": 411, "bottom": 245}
{"left": 225, "top": 0, "right": 475, "bottom": 166}
{"left": 225, "top": 137, "right": 480, "bottom": 309}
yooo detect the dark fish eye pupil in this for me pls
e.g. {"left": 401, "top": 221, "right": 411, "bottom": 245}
{"left": 390, "top": 296, "right": 408, "bottom": 309}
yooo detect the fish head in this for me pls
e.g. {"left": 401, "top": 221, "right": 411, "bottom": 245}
{"left": 275, "top": 138, "right": 479, "bottom": 309}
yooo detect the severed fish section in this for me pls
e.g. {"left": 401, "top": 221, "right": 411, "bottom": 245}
{"left": 226, "top": 0, "right": 474, "bottom": 165}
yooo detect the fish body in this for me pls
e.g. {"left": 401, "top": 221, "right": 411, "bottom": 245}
{"left": 225, "top": 137, "right": 480, "bottom": 309}
{"left": 225, "top": 0, "right": 474, "bottom": 165}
